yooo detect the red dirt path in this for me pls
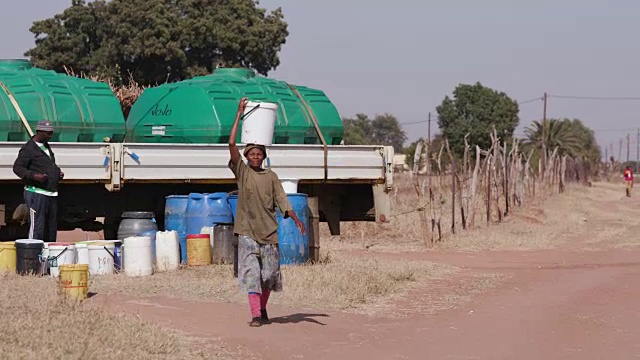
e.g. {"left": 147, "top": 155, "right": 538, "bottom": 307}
{"left": 90, "top": 247, "right": 640, "bottom": 359}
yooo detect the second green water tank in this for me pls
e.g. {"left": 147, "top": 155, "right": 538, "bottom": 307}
{"left": 125, "top": 68, "right": 344, "bottom": 145}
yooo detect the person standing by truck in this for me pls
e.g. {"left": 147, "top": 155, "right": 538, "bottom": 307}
{"left": 624, "top": 166, "right": 634, "bottom": 197}
{"left": 12, "top": 120, "right": 64, "bottom": 242}
{"left": 228, "top": 97, "right": 306, "bottom": 327}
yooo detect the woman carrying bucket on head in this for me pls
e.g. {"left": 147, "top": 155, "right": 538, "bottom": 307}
{"left": 228, "top": 97, "right": 306, "bottom": 327}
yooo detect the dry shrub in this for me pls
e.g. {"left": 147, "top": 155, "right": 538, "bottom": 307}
{"left": 91, "top": 254, "right": 456, "bottom": 314}
{"left": 0, "top": 273, "right": 226, "bottom": 360}
{"left": 63, "top": 66, "right": 147, "bottom": 117}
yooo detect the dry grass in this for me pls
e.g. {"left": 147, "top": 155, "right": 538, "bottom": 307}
{"left": 280, "top": 254, "right": 457, "bottom": 314}
{"left": 91, "top": 254, "right": 458, "bottom": 315}
{"left": 0, "top": 274, "right": 234, "bottom": 360}
{"left": 324, "top": 174, "right": 639, "bottom": 252}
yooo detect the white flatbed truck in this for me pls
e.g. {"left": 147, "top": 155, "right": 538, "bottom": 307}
{"left": 0, "top": 142, "right": 394, "bottom": 240}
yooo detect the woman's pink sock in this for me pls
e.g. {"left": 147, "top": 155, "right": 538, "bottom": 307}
{"left": 260, "top": 289, "right": 271, "bottom": 310}
{"left": 248, "top": 293, "right": 261, "bottom": 318}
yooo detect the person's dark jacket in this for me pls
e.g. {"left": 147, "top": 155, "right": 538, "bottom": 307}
{"left": 13, "top": 138, "right": 62, "bottom": 192}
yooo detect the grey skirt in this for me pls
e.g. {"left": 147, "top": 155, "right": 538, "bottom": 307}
{"left": 237, "top": 235, "right": 283, "bottom": 293}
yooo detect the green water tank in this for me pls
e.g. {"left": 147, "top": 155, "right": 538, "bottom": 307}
{"left": 126, "top": 67, "right": 344, "bottom": 145}
{"left": 0, "top": 59, "right": 126, "bottom": 143}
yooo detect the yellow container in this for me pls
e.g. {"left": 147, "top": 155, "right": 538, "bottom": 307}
{"left": 59, "top": 264, "right": 89, "bottom": 301}
{"left": 187, "top": 235, "right": 211, "bottom": 266}
{"left": 0, "top": 242, "right": 16, "bottom": 273}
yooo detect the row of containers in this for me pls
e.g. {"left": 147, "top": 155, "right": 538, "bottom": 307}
{"left": 0, "top": 231, "right": 235, "bottom": 277}
{"left": 0, "top": 191, "right": 310, "bottom": 277}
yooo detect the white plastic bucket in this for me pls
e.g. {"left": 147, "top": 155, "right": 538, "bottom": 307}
{"left": 241, "top": 101, "right": 278, "bottom": 146}
{"left": 280, "top": 179, "right": 299, "bottom": 194}
{"left": 123, "top": 236, "right": 153, "bottom": 277}
{"left": 48, "top": 243, "right": 76, "bottom": 277}
{"left": 200, "top": 226, "right": 215, "bottom": 252}
{"left": 88, "top": 242, "right": 115, "bottom": 275}
{"left": 75, "top": 243, "right": 90, "bottom": 265}
{"left": 155, "top": 231, "right": 180, "bottom": 272}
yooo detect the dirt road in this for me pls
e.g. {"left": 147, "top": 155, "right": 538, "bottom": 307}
{"left": 91, "top": 184, "right": 640, "bottom": 359}
{"left": 92, "top": 247, "right": 640, "bottom": 359}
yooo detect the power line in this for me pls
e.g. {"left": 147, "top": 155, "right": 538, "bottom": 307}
{"left": 401, "top": 119, "right": 430, "bottom": 125}
{"left": 400, "top": 112, "right": 438, "bottom": 126}
{"left": 549, "top": 94, "right": 640, "bottom": 101}
{"left": 518, "top": 97, "right": 543, "bottom": 105}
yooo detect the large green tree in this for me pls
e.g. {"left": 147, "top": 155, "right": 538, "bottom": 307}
{"left": 342, "top": 113, "right": 406, "bottom": 152}
{"left": 370, "top": 113, "right": 406, "bottom": 153}
{"left": 436, "top": 82, "right": 519, "bottom": 158}
{"left": 25, "top": 0, "right": 288, "bottom": 85}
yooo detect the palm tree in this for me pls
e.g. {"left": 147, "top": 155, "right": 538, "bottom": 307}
{"left": 523, "top": 119, "right": 584, "bottom": 158}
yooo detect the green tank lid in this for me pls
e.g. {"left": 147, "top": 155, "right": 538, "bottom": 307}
{"left": 0, "top": 61, "right": 125, "bottom": 142}
{"left": 126, "top": 67, "right": 344, "bottom": 145}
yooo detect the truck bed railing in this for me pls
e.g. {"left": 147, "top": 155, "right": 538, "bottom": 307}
{"left": 0, "top": 142, "right": 394, "bottom": 191}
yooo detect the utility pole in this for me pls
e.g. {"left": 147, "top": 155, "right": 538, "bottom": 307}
{"left": 427, "top": 112, "right": 433, "bottom": 242}
{"left": 636, "top": 129, "right": 639, "bottom": 173}
{"left": 427, "top": 112, "right": 432, "bottom": 176}
{"left": 542, "top": 92, "right": 548, "bottom": 174}
{"left": 619, "top": 138, "right": 623, "bottom": 165}
{"left": 609, "top": 143, "right": 614, "bottom": 162}
{"left": 627, "top": 133, "right": 631, "bottom": 164}
{"left": 427, "top": 112, "right": 432, "bottom": 147}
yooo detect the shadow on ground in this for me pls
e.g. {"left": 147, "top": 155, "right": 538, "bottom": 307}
{"left": 270, "top": 313, "right": 329, "bottom": 325}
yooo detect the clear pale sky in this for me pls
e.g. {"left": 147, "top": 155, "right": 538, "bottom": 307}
{"left": 2, "top": 0, "right": 639, "bottom": 157}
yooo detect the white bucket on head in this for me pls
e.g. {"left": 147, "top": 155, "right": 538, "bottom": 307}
{"left": 241, "top": 101, "right": 278, "bottom": 146}
{"left": 155, "top": 231, "right": 180, "bottom": 272}
{"left": 88, "top": 242, "right": 115, "bottom": 275}
{"left": 280, "top": 179, "right": 299, "bottom": 194}
{"left": 48, "top": 243, "right": 76, "bottom": 277}
{"left": 123, "top": 236, "right": 153, "bottom": 277}
{"left": 75, "top": 243, "right": 90, "bottom": 265}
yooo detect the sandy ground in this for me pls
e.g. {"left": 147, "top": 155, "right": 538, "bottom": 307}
{"left": 77, "top": 181, "right": 640, "bottom": 359}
